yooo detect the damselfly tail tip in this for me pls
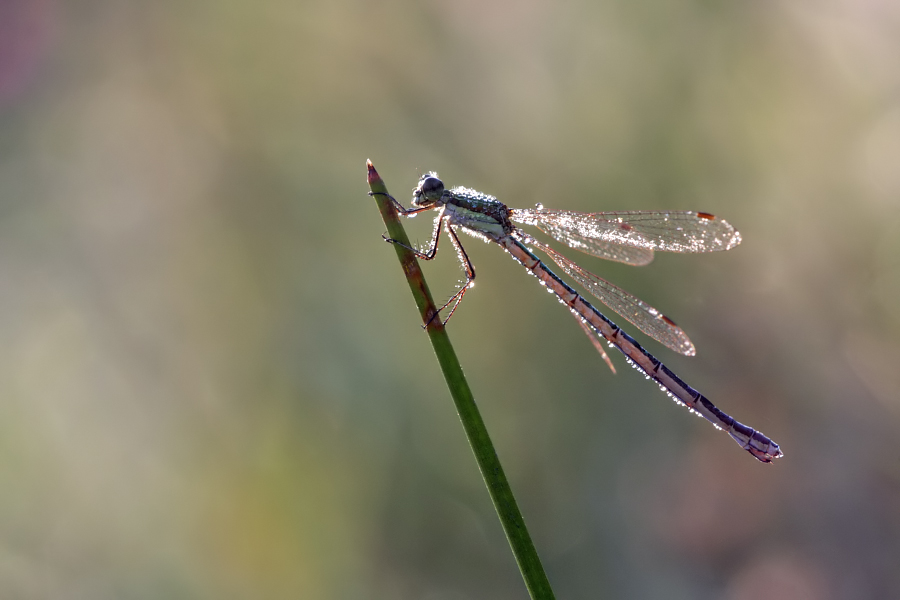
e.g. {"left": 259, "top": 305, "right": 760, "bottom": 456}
{"left": 752, "top": 449, "right": 783, "bottom": 464}
{"left": 727, "top": 425, "right": 782, "bottom": 463}
{"left": 747, "top": 439, "right": 783, "bottom": 463}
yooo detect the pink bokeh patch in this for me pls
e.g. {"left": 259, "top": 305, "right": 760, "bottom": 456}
{"left": 0, "top": 0, "right": 55, "bottom": 107}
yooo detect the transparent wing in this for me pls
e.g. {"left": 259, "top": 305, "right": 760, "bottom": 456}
{"left": 510, "top": 208, "right": 741, "bottom": 264}
{"left": 529, "top": 238, "right": 696, "bottom": 356}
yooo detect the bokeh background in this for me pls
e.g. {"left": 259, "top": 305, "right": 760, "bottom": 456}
{"left": 2, "top": 0, "right": 899, "bottom": 598}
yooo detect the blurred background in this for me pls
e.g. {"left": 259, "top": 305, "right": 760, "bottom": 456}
{"left": 1, "top": 0, "right": 899, "bottom": 598}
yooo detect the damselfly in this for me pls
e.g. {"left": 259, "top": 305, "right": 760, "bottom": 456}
{"left": 378, "top": 172, "right": 782, "bottom": 463}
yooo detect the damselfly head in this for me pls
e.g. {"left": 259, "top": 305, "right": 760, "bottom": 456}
{"left": 413, "top": 172, "right": 445, "bottom": 206}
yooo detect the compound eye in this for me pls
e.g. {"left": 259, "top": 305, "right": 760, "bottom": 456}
{"left": 420, "top": 176, "right": 444, "bottom": 199}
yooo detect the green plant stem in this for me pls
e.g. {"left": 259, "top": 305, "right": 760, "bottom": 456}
{"left": 367, "top": 160, "right": 556, "bottom": 600}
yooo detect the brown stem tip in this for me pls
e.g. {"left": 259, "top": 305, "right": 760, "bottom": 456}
{"left": 366, "top": 159, "right": 382, "bottom": 186}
